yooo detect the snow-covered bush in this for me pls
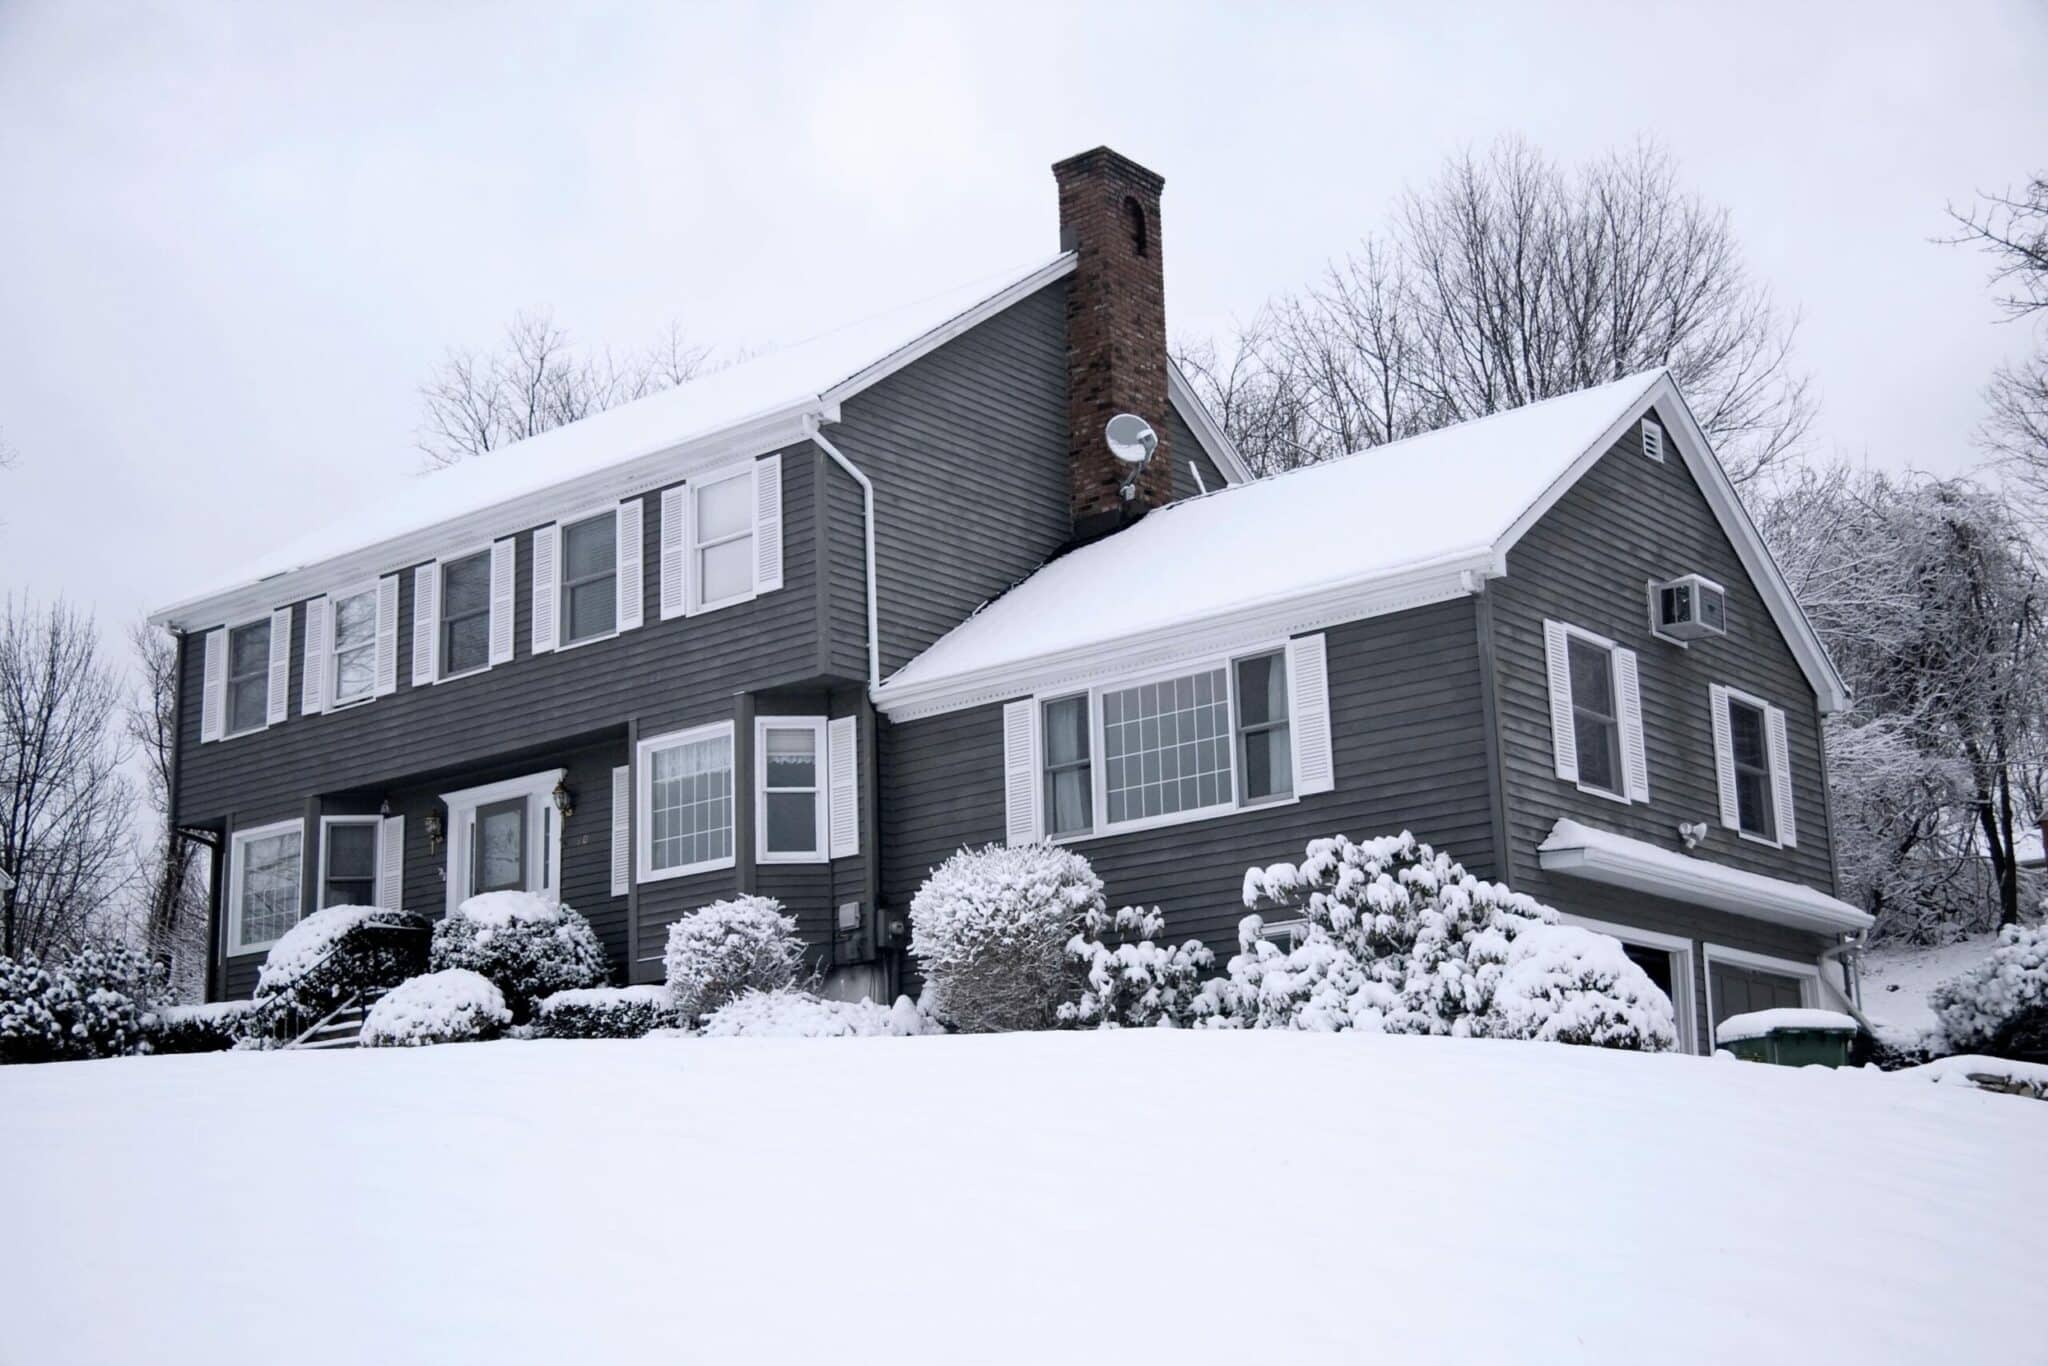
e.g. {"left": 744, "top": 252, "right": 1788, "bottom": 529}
{"left": 1929, "top": 923, "right": 2048, "bottom": 1060}
{"left": 910, "top": 843, "right": 1103, "bottom": 1033}
{"left": 1486, "top": 922, "right": 1676, "bottom": 1050}
{"left": 254, "top": 905, "right": 431, "bottom": 1017}
{"left": 430, "top": 892, "right": 608, "bottom": 1022}
{"left": 360, "top": 969, "right": 510, "bottom": 1048}
{"left": 663, "top": 896, "right": 808, "bottom": 1021}
{"left": 0, "top": 954, "right": 72, "bottom": 1064}
{"left": 0, "top": 943, "right": 167, "bottom": 1064}
{"left": 1058, "top": 904, "right": 1214, "bottom": 1029}
{"left": 699, "top": 988, "right": 935, "bottom": 1038}
{"left": 535, "top": 985, "right": 679, "bottom": 1039}
{"left": 142, "top": 1001, "right": 260, "bottom": 1055}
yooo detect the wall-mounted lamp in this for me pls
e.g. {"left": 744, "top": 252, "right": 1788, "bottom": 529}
{"left": 552, "top": 781, "right": 574, "bottom": 821}
{"left": 423, "top": 811, "right": 444, "bottom": 852}
{"left": 378, "top": 797, "right": 393, "bottom": 819}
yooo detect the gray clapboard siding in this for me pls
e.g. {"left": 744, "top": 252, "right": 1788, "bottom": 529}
{"left": 879, "top": 598, "right": 1498, "bottom": 966}
{"left": 1167, "top": 406, "right": 1227, "bottom": 500}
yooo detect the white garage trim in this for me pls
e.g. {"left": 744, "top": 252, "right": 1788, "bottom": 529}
{"left": 1558, "top": 914, "right": 1700, "bottom": 1055}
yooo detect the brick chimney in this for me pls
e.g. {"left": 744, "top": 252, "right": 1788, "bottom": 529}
{"left": 1054, "top": 147, "right": 1172, "bottom": 540}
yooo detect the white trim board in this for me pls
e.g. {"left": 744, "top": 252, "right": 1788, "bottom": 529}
{"left": 1702, "top": 943, "right": 1826, "bottom": 1038}
{"left": 440, "top": 768, "right": 567, "bottom": 914}
{"left": 314, "top": 814, "right": 383, "bottom": 910}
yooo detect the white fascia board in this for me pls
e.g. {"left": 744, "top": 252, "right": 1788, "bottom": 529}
{"left": 1166, "top": 360, "right": 1255, "bottom": 487}
{"left": 873, "top": 552, "right": 1490, "bottom": 722}
{"left": 149, "top": 405, "right": 817, "bottom": 632}
{"left": 1537, "top": 818, "right": 1872, "bottom": 934}
{"left": 1494, "top": 371, "right": 1850, "bottom": 714}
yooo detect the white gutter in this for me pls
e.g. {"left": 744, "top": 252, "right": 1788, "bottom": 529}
{"left": 805, "top": 418, "right": 881, "bottom": 691}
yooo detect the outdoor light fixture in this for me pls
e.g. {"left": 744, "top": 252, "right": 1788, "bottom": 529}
{"left": 552, "top": 781, "right": 574, "bottom": 820}
{"left": 423, "top": 811, "right": 444, "bottom": 851}
{"left": 378, "top": 797, "right": 392, "bottom": 819}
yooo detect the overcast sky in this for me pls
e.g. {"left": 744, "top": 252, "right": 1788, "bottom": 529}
{"left": 2, "top": 1, "right": 2044, "bottom": 639}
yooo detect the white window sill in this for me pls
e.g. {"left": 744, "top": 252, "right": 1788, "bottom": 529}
{"left": 327, "top": 694, "right": 375, "bottom": 712}
{"left": 555, "top": 627, "right": 620, "bottom": 654}
{"left": 1574, "top": 781, "right": 1633, "bottom": 807}
{"left": 1059, "top": 792, "right": 1301, "bottom": 845}
{"left": 437, "top": 663, "right": 491, "bottom": 684}
{"left": 758, "top": 849, "right": 828, "bottom": 865}
{"left": 637, "top": 854, "right": 735, "bottom": 885}
{"left": 1736, "top": 829, "right": 1783, "bottom": 850}
{"left": 690, "top": 589, "right": 759, "bottom": 617}
{"left": 222, "top": 724, "right": 268, "bottom": 741}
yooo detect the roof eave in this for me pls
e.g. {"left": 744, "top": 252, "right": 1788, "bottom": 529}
{"left": 1539, "top": 822, "right": 1873, "bottom": 935}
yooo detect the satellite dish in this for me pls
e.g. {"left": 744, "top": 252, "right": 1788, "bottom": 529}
{"left": 1105, "top": 413, "right": 1158, "bottom": 467}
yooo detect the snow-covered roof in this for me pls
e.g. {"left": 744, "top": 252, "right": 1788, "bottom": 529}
{"left": 1539, "top": 818, "right": 1873, "bottom": 934}
{"left": 153, "top": 252, "right": 1115, "bottom": 629}
{"left": 875, "top": 369, "right": 1850, "bottom": 719}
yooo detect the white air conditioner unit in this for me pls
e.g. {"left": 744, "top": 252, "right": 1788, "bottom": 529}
{"left": 1650, "top": 574, "right": 1726, "bottom": 643}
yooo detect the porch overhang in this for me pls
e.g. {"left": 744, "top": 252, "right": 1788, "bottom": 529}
{"left": 1537, "top": 818, "right": 1873, "bottom": 936}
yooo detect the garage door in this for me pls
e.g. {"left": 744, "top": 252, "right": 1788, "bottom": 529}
{"left": 1710, "top": 961, "right": 1806, "bottom": 1028}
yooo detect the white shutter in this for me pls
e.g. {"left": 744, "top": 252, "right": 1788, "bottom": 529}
{"left": 616, "top": 500, "right": 644, "bottom": 632}
{"left": 1002, "top": 699, "right": 1041, "bottom": 846}
{"left": 301, "top": 596, "right": 329, "bottom": 716}
{"left": 1544, "top": 620, "right": 1579, "bottom": 783}
{"left": 659, "top": 485, "right": 688, "bottom": 620}
{"left": 1766, "top": 704, "right": 1796, "bottom": 847}
{"left": 1286, "top": 633, "right": 1334, "bottom": 796}
{"left": 376, "top": 816, "right": 405, "bottom": 910}
{"left": 1615, "top": 647, "right": 1649, "bottom": 803}
{"left": 754, "top": 455, "right": 783, "bottom": 594}
{"left": 200, "top": 628, "right": 227, "bottom": 742}
{"left": 488, "top": 539, "right": 516, "bottom": 665}
{"left": 1709, "top": 684, "right": 1739, "bottom": 830}
{"left": 610, "top": 765, "right": 631, "bottom": 897}
{"left": 265, "top": 607, "right": 291, "bottom": 725}
{"left": 531, "top": 523, "right": 559, "bottom": 653}
{"left": 828, "top": 715, "right": 859, "bottom": 859}
{"left": 412, "top": 564, "right": 439, "bottom": 686}
{"left": 373, "top": 574, "right": 400, "bottom": 697}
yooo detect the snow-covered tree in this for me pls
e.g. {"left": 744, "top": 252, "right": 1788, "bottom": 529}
{"left": 429, "top": 892, "right": 608, "bottom": 1022}
{"left": 663, "top": 895, "right": 807, "bottom": 1022}
{"left": 1929, "top": 922, "right": 2048, "bottom": 1060}
{"left": 0, "top": 940, "right": 165, "bottom": 1063}
{"left": 1489, "top": 923, "right": 1677, "bottom": 1050}
{"left": 909, "top": 843, "right": 1103, "bottom": 1034}
{"left": 1058, "top": 904, "right": 1214, "bottom": 1029}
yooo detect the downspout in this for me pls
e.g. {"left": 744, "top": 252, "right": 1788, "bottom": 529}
{"left": 804, "top": 417, "right": 880, "bottom": 692}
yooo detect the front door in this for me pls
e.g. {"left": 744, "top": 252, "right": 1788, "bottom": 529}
{"left": 472, "top": 798, "right": 528, "bottom": 895}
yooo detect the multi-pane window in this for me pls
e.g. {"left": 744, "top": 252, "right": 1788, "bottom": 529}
{"left": 472, "top": 798, "right": 526, "bottom": 893}
{"left": 440, "top": 551, "right": 492, "bottom": 677}
{"left": 693, "top": 469, "right": 755, "bottom": 608}
{"left": 761, "top": 722, "right": 823, "bottom": 859}
{"left": 560, "top": 512, "right": 618, "bottom": 645}
{"left": 1042, "top": 695, "right": 1092, "bottom": 837}
{"left": 1568, "top": 636, "right": 1622, "bottom": 796}
{"left": 330, "top": 589, "right": 377, "bottom": 706}
{"left": 1234, "top": 651, "right": 1292, "bottom": 804}
{"left": 234, "top": 824, "right": 302, "bottom": 950}
{"left": 225, "top": 619, "right": 270, "bottom": 735}
{"left": 1102, "top": 668, "right": 1234, "bottom": 826}
{"left": 645, "top": 726, "right": 734, "bottom": 876}
{"left": 321, "top": 820, "right": 378, "bottom": 908}
{"left": 1727, "top": 697, "right": 1776, "bottom": 840}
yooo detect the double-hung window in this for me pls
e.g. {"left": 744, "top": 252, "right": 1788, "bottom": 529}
{"left": 1234, "top": 651, "right": 1292, "bottom": 804}
{"left": 1042, "top": 696, "right": 1093, "bottom": 837}
{"left": 329, "top": 588, "right": 377, "bottom": 707}
{"left": 758, "top": 718, "right": 827, "bottom": 862}
{"left": 319, "top": 818, "right": 379, "bottom": 908}
{"left": 637, "top": 722, "right": 735, "bottom": 881}
{"left": 560, "top": 511, "right": 618, "bottom": 645}
{"left": 440, "top": 550, "right": 492, "bottom": 677}
{"left": 1708, "top": 684, "right": 1795, "bottom": 847}
{"left": 692, "top": 467, "right": 756, "bottom": 610}
{"left": 1568, "top": 635, "right": 1624, "bottom": 797}
{"left": 230, "top": 819, "right": 303, "bottom": 953}
{"left": 1543, "top": 621, "right": 1647, "bottom": 804}
{"left": 1727, "top": 698, "right": 1774, "bottom": 840}
{"left": 225, "top": 619, "right": 271, "bottom": 736}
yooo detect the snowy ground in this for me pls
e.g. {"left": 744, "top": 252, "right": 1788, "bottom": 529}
{"left": 1861, "top": 932, "right": 1997, "bottom": 1039}
{"left": 1, "top": 1033, "right": 2042, "bottom": 1366}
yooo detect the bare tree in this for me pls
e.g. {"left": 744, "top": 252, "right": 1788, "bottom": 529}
{"left": 1180, "top": 139, "right": 1813, "bottom": 482}
{"left": 126, "top": 619, "right": 207, "bottom": 998}
{"left": 0, "top": 599, "right": 132, "bottom": 957}
{"left": 1947, "top": 175, "right": 2048, "bottom": 320}
{"left": 416, "top": 310, "right": 711, "bottom": 470}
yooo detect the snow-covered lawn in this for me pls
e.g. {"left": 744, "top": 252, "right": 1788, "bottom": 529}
{"left": 1861, "top": 932, "right": 1997, "bottom": 1039}
{"left": 1, "top": 1033, "right": 2042, "bottom": 1366}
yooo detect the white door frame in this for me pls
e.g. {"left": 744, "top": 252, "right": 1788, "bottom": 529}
{"left": 1558, "top": 913, "right": 1700, "bottom": 1055}
{"left": 440, "top": 768, "right": 567, "bottom": 914}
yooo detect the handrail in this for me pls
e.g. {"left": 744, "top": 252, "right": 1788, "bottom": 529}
{"left": 246, "top": 918, "right": 430, "bottom": 1046}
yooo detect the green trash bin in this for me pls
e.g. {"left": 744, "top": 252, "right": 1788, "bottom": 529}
{"left": 1715, "top": 1010, "right": 1859, "bottom": 1067}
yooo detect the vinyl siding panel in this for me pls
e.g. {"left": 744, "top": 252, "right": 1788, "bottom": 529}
{"left": 1166, "top": 406, "right": 1226, "bottom": 500}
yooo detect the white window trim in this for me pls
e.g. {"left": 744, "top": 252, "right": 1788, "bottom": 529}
{"left": 636, "top": 720, "right": 737, "bottom": 883}
{"left": 1554, "top": 621, "right": 1632, "bottom": 806}
{"left": 226, "top": 817, "right": 305, "bottom": 955}
{"left": 1044, "top": 644, "right": 1300, "bottom": 845}
{"left": 434, "top": 540, "right": 499, "bottom": 683}
{"left": 325, "top": 580, "right": 382, "bottom": 710}
{"left": 686, "top": 460, "right": 759, "bottom": 615}
{"left": 1702, "top": 943, "right": 1824, "bottom": 1043}
{"left": 1558, "top": 913, "right": 1700, "bottom": 1055}
{"left": 315, "top": 814, "right": 383, "bottom": 911}
{"left": 1257, "top": 917, "right": 1308, "bottom": 951}
{"left": 554, "top": 501, "right": 624, "bottom": 652}
{"left": 756, "top": 716, "right": 829, "bottom": 864}
{"left": 439, "top": 768, "right": 566, "bottom": 914}
{"left": 1718, "top": 682, "right": 1783, "bottom": 848}
{"left": 220, "top": 609, "right": 277, "bottom": 740}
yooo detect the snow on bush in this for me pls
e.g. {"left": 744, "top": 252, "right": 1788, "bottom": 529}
{"left": 535, "top": 985, "right": 679, "bottom": 1039}
{"left": 0, "top": 943, "right": 166, "bottom": 1064}
{"left": 1193, "top": 831, "right": 1671, "bottom": 1050}
{"left": 1928, "top": 922, "right": 2048, "bottom": 1060}
{"left": 430, "top": 892, "right": 608, "bottom": 1022}
{"left": 1057, "top": 904, "right": 1214, "bottom": 1029}
{"left": 254, "top": 905, "right": 431, "bottom": 1016}
{"left": 910, "top": 843, "right": 1103, "bottom": 1033}
{"left": 360, "top": 969, "right": 510, "bottom": 1048}
{"left": 698, "top": 988, "right": 934, "bottom": 1038}
{"left": 142, "top": 1001, "right": 261, "bottom": 1056}
{"left": 663, "top": 896, "right": 808, "bottom": 1022}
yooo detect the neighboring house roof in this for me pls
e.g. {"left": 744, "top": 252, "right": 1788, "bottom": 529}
{"left": 1539, "top": 818, "right": 1873, "bottom": 934}
{"left": 0, "top": 866, "right": 12, "bottom": 893}
{"left": 150, "top": 253, "right": 1251, "bottom": 632}
{"left": 874, "top": 369, "right": 1852, "bottom": 720}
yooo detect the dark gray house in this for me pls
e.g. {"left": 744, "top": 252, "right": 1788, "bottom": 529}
{"left": 152, "top": 147, "right": 1867, "bottom": 1050}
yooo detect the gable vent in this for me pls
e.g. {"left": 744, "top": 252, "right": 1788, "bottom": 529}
{"left": 1640, "top": 418, "right": 1664, "bottom": 463}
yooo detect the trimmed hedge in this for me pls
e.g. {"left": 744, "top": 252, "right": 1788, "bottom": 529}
{"left": 534, "top": 985, "right": 679, "bottom": 1039}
